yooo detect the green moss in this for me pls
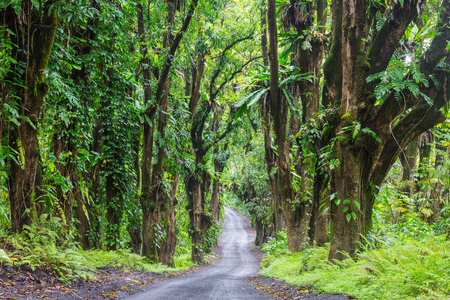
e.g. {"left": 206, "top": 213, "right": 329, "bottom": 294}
{"left": 357, "top": 53, "right": 370, "bottom": 73}
{"left": 323, "top": 44, "right": 342, "bottom": 101}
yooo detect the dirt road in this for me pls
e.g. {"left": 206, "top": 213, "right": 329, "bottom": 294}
{"left": 127, "top": 207, "right": 272, "bottom": 300}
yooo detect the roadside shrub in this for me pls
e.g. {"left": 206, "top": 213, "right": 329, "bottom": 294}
{"left": 0, "top": 214, "right": 190, "bottom": 283}
{"left": 204, "top": 222, "right": 222, "bottom": 254}
{"left": 260, "top": 236, "right": 450, "bottom": 300}
{"left": 261, "top": 230, "right": 288, "bottom": 255}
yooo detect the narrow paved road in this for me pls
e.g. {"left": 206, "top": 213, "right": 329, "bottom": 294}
{"left": 127, "top": 207, "right": 272, "bottom": 300}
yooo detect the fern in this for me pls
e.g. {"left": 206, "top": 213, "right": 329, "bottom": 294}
{"left": 367, "top": 57, "right": 433, "bottom": 106}
{"left": 260, "top": 231, "right": 450, "bottom": 299}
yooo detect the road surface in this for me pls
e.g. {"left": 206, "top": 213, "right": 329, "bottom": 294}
{"left": 127, "top": 207, "right": 272, "bottom": 300}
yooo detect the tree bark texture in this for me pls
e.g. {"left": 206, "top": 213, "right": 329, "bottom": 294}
{"left": 320, "top": 0, "right": 450, "bottom": 260}
{"left": 400, "top": 137, "right": 419, "bottom": 199}
{"left": 260, "top": 7, "right": 283, "bottom": 236}
{"left": 3, "top": 1, "right": 58, "bottom": 232}
{"left": 140, "top": 0, "right": 198, "bottom": 262}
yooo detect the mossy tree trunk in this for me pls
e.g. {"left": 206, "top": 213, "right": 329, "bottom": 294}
{"left": 210, "top": 106, "right": 229, "bottom": 223}
{"left": 260, "top": 7, "right": 283, "bottom": 236}
{"left": 140, "top": 0, "right": 198, "bottom": 262}
{"left": 3, "top": 1, "right": 58, "bottom": 232}
{"left": 321, "top": 0, "right": 450, "bottom": 260}
{"left": 52, "top": 3, "right": 99, "bottom": 230}
{"left": 400, "top": 137, "right": 419, "bottom": 198}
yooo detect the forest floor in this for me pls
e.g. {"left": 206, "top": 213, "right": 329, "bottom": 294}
{"left": 0, "top": 260, "right": 217, "bottom": 299}
{"left": 0, "top": 265, "right": 353, "bottom": 300}
{"left": 0, "top": 209, "right": 352, "bottom": 300}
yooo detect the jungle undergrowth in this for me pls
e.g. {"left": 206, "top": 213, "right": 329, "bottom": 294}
{"left": 260, "top": 213, "right": 450, "bottom": 300}
{"left": 0, "top": 214, "right": 193, "bottom": 283}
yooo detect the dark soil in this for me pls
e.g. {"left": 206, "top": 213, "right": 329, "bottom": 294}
{"left": 247, "top": 276, "right": 355, "bottom": 300}
{"left": 0, "top": 252, "right": 223, "bottom": 300}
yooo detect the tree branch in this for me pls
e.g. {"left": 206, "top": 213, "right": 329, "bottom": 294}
{"left": 209, "top": 33, "right": 254, "bottom": 97}
{"left": 371, "top": 2, "right": 450, "bottom": 135}
{"left": 419, "top": 0, "right": 450, "bottom": 76}
{"left": 367, "top": 0, "right": 421, "bottom": 80}
{"left": 193, "top": 56, "right": 259, "bottom": 156}
{"left": 211, "top": 56, "right": 260, "bottom": 99}
{"left": 203, "top": 106, "right": 238, "bottom": 154}
{"left": 147, "top": 0, "right": 199, "bottom": 115}
{"left": 370, "top": 67, "right": 449, "bottom": 187}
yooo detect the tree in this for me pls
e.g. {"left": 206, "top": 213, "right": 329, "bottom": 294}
{"left": 2, "top": 1, "right": 58, "bottom": 232}
{"left": 183, "top": 6, "right": 258, "bottom": 260}
{"left": 264, "top": 0, "right": 450, "bottom": 260}
{"left": 323, "top": 0, "right": 450, "bottom": 260}
{"left": 139, "top": 0, "right": 199, "bottom": 263}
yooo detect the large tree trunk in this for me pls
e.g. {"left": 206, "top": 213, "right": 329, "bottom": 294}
{"left": 326, "top": 0, "right": 368, "bottom": 260}
{"left": 150, "top": 79, "right": 178, "bottom": 265}
{"left": 190, "top": 176, "right": 204, "bottom": 262}
{"left": 52, "top": 134, "right": 78, "bottom": 227}
{"left": 186, "top": 165, "right": 212, "bottom": 263}
{"left": 137, "top": 1, "right": 157, "bottom": 260}
{"left": 268, "top": 0, "right": 308, "bottom": 252}
{"left": 127, "top": 135, "right": 142, "bottom": 255}
{"left": 417, "top": 130, "right": 437, "bottom": 223}
{"left": 309, "top": 166, "right": 329, "bottom": 246}
{"left": 76, "top": 181, "right": 91, "bottom": 249}
{"left": 325, "top": 0, "right": 450, "bottom": 260}
{"left": 261, "top": 95, "right": 283, "bottom": 234}
{"left": 157, "top": 173, "right": 179, "bottom": 266}
{"left": 51, "top": 1, "right": 98, "bottom": 230}
{"left": 297, "top": 1, "right": 327, "bottom": 246}
{"left": 4, "top": 2, "right": 58, "bottom": 232}
{"left": 140, "top": 0, "right": 198, "bottom": 263}
{"left": 429, "top": 132, "right": 447, "bottom": 223}
{"left": 210, "top": 106, "right": 229, "bottom": 223}
{"left": 260, "top": 7, "right": 283, "bottom": 236}
{"left": 87, "top": 110, "right": 104, "bottom": 249}
{"left": 105, "top": 175, "right": 122, "bottom": 250}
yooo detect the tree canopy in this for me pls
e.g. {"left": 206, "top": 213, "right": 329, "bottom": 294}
{"left": 0, "top": 1, "right": 449, "bottom": 297}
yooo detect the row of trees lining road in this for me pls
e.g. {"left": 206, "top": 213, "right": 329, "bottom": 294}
{"left": 1, "top": 0, "right": 449, "bottom": 268}
{"left": 259, "top": 0, "right": 449, "bottom": 260}
{"left": 0, "top": 0, "right": 259, "bottom": 265}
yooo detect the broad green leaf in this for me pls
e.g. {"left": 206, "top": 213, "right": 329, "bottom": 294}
{"left": 346, "top": 213, "right": 351, "bottom": 222}
{"left": 235, "top": 88, "right": 268, "bottom": 108}
{"left": 234, "top": 104, "right": 247, "bottom": 121}
{"left": 354, "top": 201, "right": 361, "bottom": 212}
{"left": 320, "top": 206, "right": 330, "bottom": 217}
{"left": 31, "top": 0, "right": 39, "bottom": 9}
{"left": 352, "top": 128, "right": 359, "bottom": 140}
{"left": 21, "top": 116, "right": 36, "bottom": 129}
{"left": 282, "top": 88, "right": 301, "bottom": 119}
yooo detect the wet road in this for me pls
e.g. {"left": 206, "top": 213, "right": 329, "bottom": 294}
{"left": 127, "top": 207, "right": 272, "bottom": 300}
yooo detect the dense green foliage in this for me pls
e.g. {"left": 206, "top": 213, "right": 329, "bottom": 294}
{"left": 260, "top": 212, "right": 450, "bottom": 299}
{"left": 1, "top": 0, "right": 449, "bottom": 298}
{"left": 0, "top": 215, "right": 186, "bottom": 283}
{"left": 0, "top": 0, "right": 255, "bottom": 277}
